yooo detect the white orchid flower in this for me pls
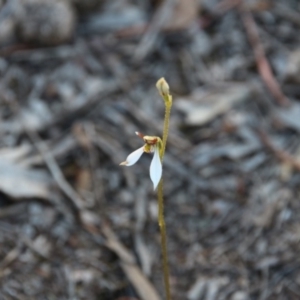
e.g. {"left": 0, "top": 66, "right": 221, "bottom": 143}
{"left": 120, "top": 132, "right": 162, "bottom": 190}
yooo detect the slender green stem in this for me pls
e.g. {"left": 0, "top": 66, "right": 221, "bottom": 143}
{"left": 158, "top": 98, "right": 172, "bottom": 300}
{"left": 161, "top": 103, "right": 172, "bottom": 160}
{"left": 158, "top": 179, "right": 171, "bottom": 300}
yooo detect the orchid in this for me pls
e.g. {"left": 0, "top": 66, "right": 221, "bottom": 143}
{"left": 119, "top": 78, "right": 172, "bottom": 300}
{"left": 120, "top": 132, "right": 162, "bottom": 190}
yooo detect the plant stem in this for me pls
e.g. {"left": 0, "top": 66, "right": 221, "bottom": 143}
{"left": 157, "top": 99, "right": 172, "bottom": 300}
{"left": 157, "top": 179, "right": 171, "bottom": 300}
{"left": 161, "top": 103, "right": 172, "bottom": 159}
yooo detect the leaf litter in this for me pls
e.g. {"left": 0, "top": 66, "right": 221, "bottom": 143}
{"left": 0, "top": 0, "right": 300, "bottom": 299}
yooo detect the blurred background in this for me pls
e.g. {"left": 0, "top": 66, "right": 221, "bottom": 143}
{"left": 0, "top": 0, "right": 300, "bottom": 299}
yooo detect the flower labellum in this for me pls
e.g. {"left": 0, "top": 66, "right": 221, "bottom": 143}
{"left": 149, "top": 145, "right": 162, "bottom": 190}
{"left": 120, "top": 132, "right": 162, "bottom": 190}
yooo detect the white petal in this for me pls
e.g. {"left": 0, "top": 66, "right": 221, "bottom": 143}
{"left": 120, "top": 146, "right": 144, "bottom": 166}
{"left": 150, "top": 146, "right": 162, "bottom": 190}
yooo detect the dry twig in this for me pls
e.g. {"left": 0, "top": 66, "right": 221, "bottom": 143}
{"left": 239, "top": 4, "right": 289, "bottom": 106}
{"left": 26, "top": 129, "right": 87, "bottom": 210}
{"left": 258, "top": 130, "right": 300, "bottom": 171}
{"left": 133, "top": 0, "right": 177, "bottom": 61}
{"left": 102, "top": 225, "right": 161, "bottom": 300}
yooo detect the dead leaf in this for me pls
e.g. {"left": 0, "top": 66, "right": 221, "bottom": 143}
{"left": 187, "top": 276, "right": 229, "bottom": 300}
{"left": 164, "top": 0, "right": 198, "bottom": 31}
{"left": 0, "top": 159, "right": 52, "bottom": 200}
{"left": 283, "top": 50, "right": 300, "bottom": 83}
{"left": 277, "top": 102, "right": 300, "bottom": 132}
{"left": 175, "top": 84, "right": 253, "bottom": 126}
{"left": 0, "top": 144, "right": 31, "bottom": 163}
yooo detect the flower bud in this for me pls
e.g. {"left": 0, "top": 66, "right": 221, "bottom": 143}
{"left": 156, "top": 77, "right": 170, "bottom": 98}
